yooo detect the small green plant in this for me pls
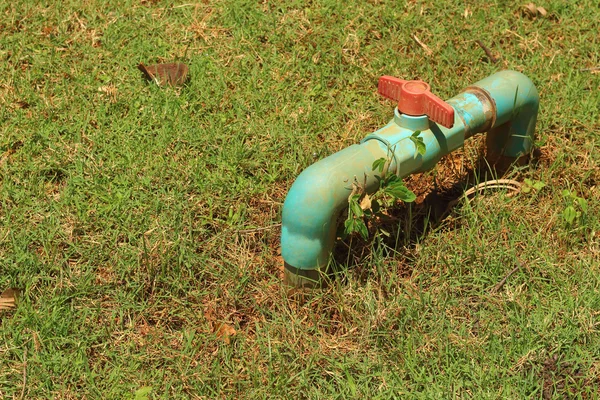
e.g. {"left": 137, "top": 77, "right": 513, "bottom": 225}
{"left": 561, "top": 189, "right": 588, "bottom": 225}
{"left": 345, "top": 191, "right": 370, "bottom": 240}
{"left": 521, "top": 178, "right": 546, "bottom": 193}
{"left": 344, "top": 139, "right": 419, "bottom": 239}
{"left": 134, "top": 387, "right": 153, "bottom": 400}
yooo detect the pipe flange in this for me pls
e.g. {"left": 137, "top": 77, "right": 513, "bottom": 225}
{"left": 462, "top": 86, "right": 497, "bottom": 134}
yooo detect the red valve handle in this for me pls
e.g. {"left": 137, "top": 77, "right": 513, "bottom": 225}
{"left": 378, "top": 76, "right": 454, "bottom": 128}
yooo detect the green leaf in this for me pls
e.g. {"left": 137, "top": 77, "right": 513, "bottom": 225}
{"left": 372, "top": 158, "right": 386, "bottom": 173}
{"left": 385, "top": 173, "right": 400, "bottom": 184}
{"left": 532, "top": 181, "right": 546, "bottom": 191}
{"left": 356, "top": 219, "right": 369, "bottom": 240}
{"left": 344, "top": 217, "right": 355, "bottom": 234}
{"left": 384, "top": 181, "right": 416, "bottom": 202}
{"left": 522, "top": 179, "right": 545, "bottom": 193}
{"left": 344, "top": 214, "right": 368, "bottom": 239}
{"left": 576, "top": 197, "right": 588, "bottom": 213}
{"left": 563, "top": 206, "right": 577, "bottom": 224}
{"left": 345, "top": 368, "right": 358, "bottom": 396}
{"left": 409, "top": 134, "right": 426, "bottom": 156}
{"left": 135, "top": 387, "right": 153, "bottom": 400}
{"left": 344, "top": 217, "right": 353, "bottom": 229}
{"left": 415, "top": 139, "right": 426, "bottom": 156}
{"left": 411, "top": 130, "right": 422, "bottom": 137}
{"left": 349, "top": 194, "right": 363, "bottom": 217}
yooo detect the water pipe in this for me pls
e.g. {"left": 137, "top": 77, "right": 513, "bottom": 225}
{"left": 281, "top": 70, "right": 539, "bottom": 287}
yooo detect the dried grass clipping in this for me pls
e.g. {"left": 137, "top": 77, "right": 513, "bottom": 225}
{"left": 138, "top": 63, "right": 190, "bottom": 87}
{"left": 215, "top": 323, "right": 236, "bottom": 345}
{"left": 0, "top": 288, "right": 19, "bottom": 311}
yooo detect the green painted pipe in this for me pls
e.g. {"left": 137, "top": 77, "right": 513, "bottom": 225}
{"left": 281, "top": 70, "right": 539, "bottom": 287}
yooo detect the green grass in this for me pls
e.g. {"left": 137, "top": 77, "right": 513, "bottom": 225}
{"left": 1, "top": 0, "right": 599, "bottom": 398}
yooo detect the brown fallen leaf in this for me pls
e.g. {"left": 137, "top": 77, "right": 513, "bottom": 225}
{"left": 215, "top": 323, "right": 236, "bottom": 344}
{"left": 536, "top": 6, "right": 547, "bottom": 16}
{"left": 138, "top": 62, "right": 189, "bottom": 87}
{"left": 0, "top": 288, "right": 20, "bottom": 311}
{"left": 15, "top": 101, "right": 30, "bottom": 109}
{"left": 523, "top": 2, "right": 536, "bottom": 17}
{"left": 522, "top": 3, "right": 548, "bottom": 19}
{"left": 203, "top": 305, "right": 216, "bottom": 323}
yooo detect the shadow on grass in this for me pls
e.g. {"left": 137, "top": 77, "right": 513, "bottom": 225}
{"left": 329, "top": 147, "right": 543, "bottom": 285}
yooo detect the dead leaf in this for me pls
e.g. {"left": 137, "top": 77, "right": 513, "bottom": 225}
{"left": 0, "top": 298, "right": 15, "bottom": 311}
{"left": 41, "top": 26, "right": 54, "bottom": 36}
{"left": 215, "top": 323, "right": 236, "bottom": 344}
{"left": 138, "top": 63, "right": 189, "bottom": 87}
{"left": 522, "top": 3, "right": 549, "bottom": 19}
{"left": 98, "top": 85, "right": 118, "bottom": 103}
{"left": 523, "top": 3, "right": 537, "bottom": 17}
{"left": 536, "top": 6, "right": 547, "bottom": 16}
{"left": 0, "top": 288, "right": 20, "bottom": 311}
{"left": 203, "top": 305, "right": 216, "bottom": 322}
{"left": 15, "top": 101, "right": 30, "bottom": 109}
{"left": 359, "top": 194, "right": 372, "bottom": 210}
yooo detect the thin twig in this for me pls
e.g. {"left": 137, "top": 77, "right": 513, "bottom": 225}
{"left": 490, "top": 259, "right": 523, "bottom": 294}
{"left": 441, "top": 179, "right": 522, "bottom": 218}
{"left": 171, "top": 3, "right": 200, "bottom": 8}
{"left": 411, "top": 34, "right": 433, "bottom": 56}
{"left": 462, "top": 179, "right": 522, "bottom": 198}
{"left": 256, "top": 199, "right": 283, "bottom": 206}
{"left": 237, "top": 223, "right": 282, "bottom": 234}
{"left": 475, "top": 40, "right": 498, "bottom": 64}
{"left": 579, "top": 67, "right": 600, "bottom": 72}
{"left": 19, "top": 347, "right": 27, "bottom": 400}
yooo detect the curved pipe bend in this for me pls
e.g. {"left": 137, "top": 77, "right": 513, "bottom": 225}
{"left": 472, "top": 70, "right": 539, "bottom": 160}
{"left": 281, "top": 140, "right": 389, "bottom": 284}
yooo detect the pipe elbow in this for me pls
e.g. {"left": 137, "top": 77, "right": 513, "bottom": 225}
{"left": 281, "top": 163, "right": 339, "bottom": 271}
{"left": 472, "top": 70, "right": 539, "bottom": 158}
{"left": 281, "top": 141, "right": 388, "bottom": 272}
{"left": 491, "top": 70, "right": 539, "bottom": 127}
